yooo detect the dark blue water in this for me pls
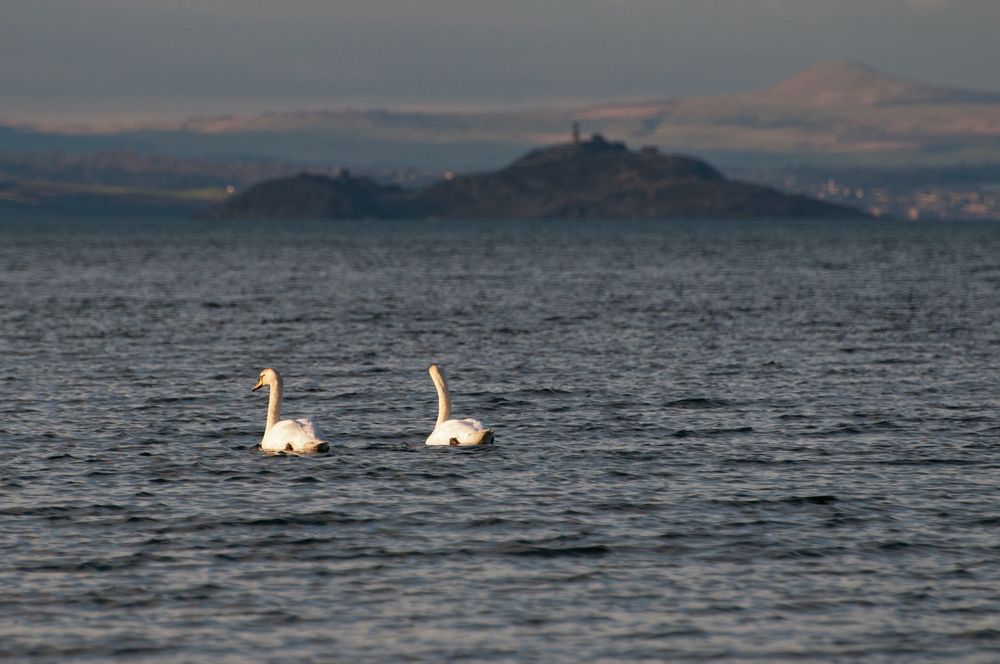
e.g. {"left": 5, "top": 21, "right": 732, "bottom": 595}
{"left": 2, "top": 217, "right": 999, "bottom": 662}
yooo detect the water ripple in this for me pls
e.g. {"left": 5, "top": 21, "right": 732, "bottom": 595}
{"left": 1, "top": 218, "right": 999, "bottom": 661}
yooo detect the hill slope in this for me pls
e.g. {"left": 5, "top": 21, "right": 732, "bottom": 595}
{"left": 738, "top": 60, "right": 1000, "bottom": 108}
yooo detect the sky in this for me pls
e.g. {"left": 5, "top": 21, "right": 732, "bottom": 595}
{"left": 2, "top": 0, "right": 999, "bottom": 125}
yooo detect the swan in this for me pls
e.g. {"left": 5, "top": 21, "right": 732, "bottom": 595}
{"left": 425, "top": 364, "right": 494, "bottom": 446}
{"left": 251, "top": 368, "right": 329, "bottom": 453}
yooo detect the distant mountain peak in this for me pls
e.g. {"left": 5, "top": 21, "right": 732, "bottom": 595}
{"left": 749, "top": 60, "right": 997, "bottom": 108}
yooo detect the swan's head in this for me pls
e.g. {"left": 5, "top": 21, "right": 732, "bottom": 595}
{"left": 428, "top": 364, "right": 443, "bottom": 380}
{"left": 252, "top": 367, "right": 281, "bottom": 392}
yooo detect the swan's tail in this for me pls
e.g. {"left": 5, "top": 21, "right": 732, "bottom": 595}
{"left": 279, "top": 440, "right": 329, "bottom": 453}
{"left": 460, "top": 428, "right": 494, "bottom": 445}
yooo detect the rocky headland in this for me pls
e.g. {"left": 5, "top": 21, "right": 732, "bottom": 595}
{"left": 203, "top": 135, "right": 868, "bottom": 220}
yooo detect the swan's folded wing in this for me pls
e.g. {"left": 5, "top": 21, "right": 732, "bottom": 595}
{"left": 262, "top": 418, "right": 324, "bottom": 450}
{"left": 426, "top": 418, "right": 491, "bottom": 446}
{"left": 292, "top": 417, "right": 324, "bottom": 442}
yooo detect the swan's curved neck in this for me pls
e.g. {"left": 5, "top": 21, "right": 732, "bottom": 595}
{"left": 431, "top": 368, "right": 452, "bottom": 425}
{"left": 265, "top": 375, "right": 283, "bottom": 434}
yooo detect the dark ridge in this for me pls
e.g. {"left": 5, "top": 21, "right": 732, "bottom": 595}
{"left": 715, "top": 495, "right": 838, "bottom": 506}
{"left": 783, "top": 495, "right": 838, "bottom": 505}
{"left": 499, "top": 544, "right": 612, "bottom": 558}
{"left": 671, "top": 426, "right": 755, "bottom": 438}
{"left": 200, "top": 171, "right": 409, "bottom": 220}
{"left": 203, "top": 135, "right": 869, "bottom": 220}
{"left": 664, "top": 397, "right": 731, "bottom": 409}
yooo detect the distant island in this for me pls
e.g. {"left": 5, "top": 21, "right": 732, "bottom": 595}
{"left": 203, "top": 134, "right": 867, "bottom": 220}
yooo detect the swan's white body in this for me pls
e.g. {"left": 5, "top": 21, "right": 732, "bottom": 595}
{"left": 425, "top": 364, "right": 494, "bottom": 446}
{"left": 252, "top": 368, "right": 329, "bottom": 453}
